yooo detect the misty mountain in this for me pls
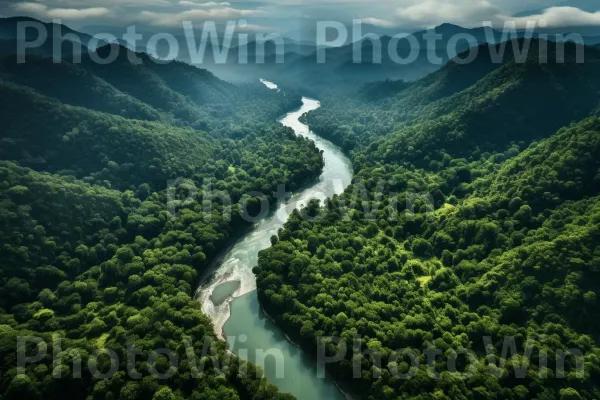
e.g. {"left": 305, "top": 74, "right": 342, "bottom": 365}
{"left": 0, "top": 16, "right": 120, "bottom": 60}
{"left": 3, "top": 16, "right": 598, "bottom": 87}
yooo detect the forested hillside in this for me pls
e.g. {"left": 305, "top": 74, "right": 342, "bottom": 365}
{"left": 255, "top": 40, "right": 600, "bottom": 399}
{"left": 4, "top": 11, "right": 600, "bottom": 400}
{"left": 0, "top": 43, "right": 323, "bottom": 399}
{"left": 305, "top": 41, "right": 600, "bottom": 167}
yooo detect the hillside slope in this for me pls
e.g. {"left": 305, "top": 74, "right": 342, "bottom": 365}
{"left": 255, "top": 41, "right": 600, "bottom": 400}
{"left": 0, "top": 24, "right": 322, "bottom": 400}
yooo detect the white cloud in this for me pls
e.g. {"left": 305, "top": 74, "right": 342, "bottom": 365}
{"left": 13, "top": 2, "right": 110, "bottom": 19}
{"left": 53, "top": 0, "right": 172, "bottom": 6}
{"left": 361, "top": 17, "right": 402, "bottom": 28}
{"left": 237, "top": 23, "right": 278, "bottom": 32}
{"left": 139, "top": 7, "right": 257, "bottom": 26}
{"left": 13, "top": 2, "right": 47, "bottom": 14}
{"left": 512, "top": 6, "right": 600, "bottom": 27}
{"left": 8, "top": 0, "right": 600, "bottom": 33}
{"left": 365, "top": 0, "right": 502, "bottom": 28}
{"left": 179, "top": 1, "right": 231, "bottom": 7}
{"left": 363, "top": 0, "right": 600, "bottom": 29}
{"left": 398, "top": 0, "right": 500, "bottom": 26}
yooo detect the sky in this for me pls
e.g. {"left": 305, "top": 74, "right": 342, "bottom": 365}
{"left": 1, "top": 0, "right": 600, "bottom": 37}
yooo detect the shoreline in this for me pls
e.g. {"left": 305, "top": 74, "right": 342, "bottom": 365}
{"left": 197, "top": 80, "right": 354, "bottom": 400}
{"left": 258, "top": 302, "right": 355, "bottom": 400}
{"left": 217, "top": 289, "right": 356, "bottom": 400}
{"left": 216, "top": 284, "right": 252, "bottom": 340}
{"left": 197, "top": 95, "right": 323, "bottom": 342}
{"left": 216, "top": 290, "right": 355, "bottom": 400}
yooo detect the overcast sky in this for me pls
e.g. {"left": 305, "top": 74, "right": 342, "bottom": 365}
{"left": 1, "top": 0, "right": 600, "bottom": 35}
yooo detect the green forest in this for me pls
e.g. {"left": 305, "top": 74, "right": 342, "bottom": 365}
{"left": 0, "top": 45, "right": 323, "bottom": 399}
{"left": 2, "top": 13, "right": 600, "bottom": 400}
{"left": 255, "top": 41, "right": 600, "bottom": 399}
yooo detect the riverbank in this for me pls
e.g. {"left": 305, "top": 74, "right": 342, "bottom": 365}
{"left": 259, "top": 302, "right": 356, "bottom": 400}
{"left": 197, "top": 81, "right": 353, "bottom": 400}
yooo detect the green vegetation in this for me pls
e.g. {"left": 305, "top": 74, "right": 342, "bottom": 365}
{"left": 0, "top": 47, "right": 323, "bottom": 399}
{"left": 3, "top": 22, "right": 600, "bottom": 400}
{"left": 255, "top": 41, "right": 600, "bottom": 399}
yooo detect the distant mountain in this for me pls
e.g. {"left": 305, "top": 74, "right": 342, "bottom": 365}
{"left": 304, "top": 39, "right": 600, "bottom": 167}
{"left": 0, "top": 16, "right": 117, "bottom": 59}
{"left": 582, "top": 35, "right": 600, "bottom": 45}
{"left": 0, "top": 16, "right": 94, "bottom": 45}
{"left": 0, "top": 19, "right": 496, "bottom": 84}
{"left": 273, "top": 24, "right": 505, "bottom": 87}
{"left": 149, "top": 36, "right": 309, "bottom": 83}
{"left": 274, "top": 22, "right": 600, "bottom": 87}
{"left": 4, "top": 16, "right": 599, "bottom": 86}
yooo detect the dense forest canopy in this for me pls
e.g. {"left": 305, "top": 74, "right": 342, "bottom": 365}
{"left": 255, "top": 40, "right": 600, "bottom": 399}
{"left": 2, "top": 12, "right": 600, "bottom": 400}
{"left": 0, "top": 43, "right": 324, "bottom": 399}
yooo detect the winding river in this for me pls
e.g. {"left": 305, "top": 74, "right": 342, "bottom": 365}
{"left": 196, "top": 80, "right": 352, "bottom": 399}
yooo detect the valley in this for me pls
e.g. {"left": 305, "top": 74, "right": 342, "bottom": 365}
{"left": 0, "top": 12, "right": 600, "bottom": 400}
{"left": 198, "top": 87, "right": 351, "bottom": 399}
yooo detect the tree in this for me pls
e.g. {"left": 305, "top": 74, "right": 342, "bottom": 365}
{"left": 411, "top": 239, "right": 433, "bottom": 258}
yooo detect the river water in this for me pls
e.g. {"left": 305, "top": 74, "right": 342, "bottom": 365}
{"left": 196, "top": 80, "right": 352, "bottom": 399}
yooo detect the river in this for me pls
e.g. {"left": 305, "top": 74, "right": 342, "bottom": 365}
{"left": 196, "top": 80, "right": 353, "bottom": 399}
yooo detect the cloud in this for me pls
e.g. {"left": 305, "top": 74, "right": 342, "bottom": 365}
{"left": 363, "top": 0, "right": 600, "bottom": 29}
{"left": 179, "top": 1, "right": 232, "bottom": 7}
{"left": 512, "top": 6, "right": 600, "bottom": 27}
{"left": 139, "top": 7, "right": 257, "bottom": 26}
{"left": 237, "top": 23, "right": 278, "bottom": 32}
{"left": 12, "top": 2, "right": 110, "bottom": 19}
{"left": 52, "top": 0, "right": 173, "bottom": 6}
{"left": 365, "top": 0, "right": 502, "bottom": 28}
{"left": 361, "top": 17, "right": 401, "bottom": 28}
{"left": 398, "top": 0, "right": 499, "bottom": 26}
{"left": 7, "top": 0, "right": 600, "bottom": 35}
